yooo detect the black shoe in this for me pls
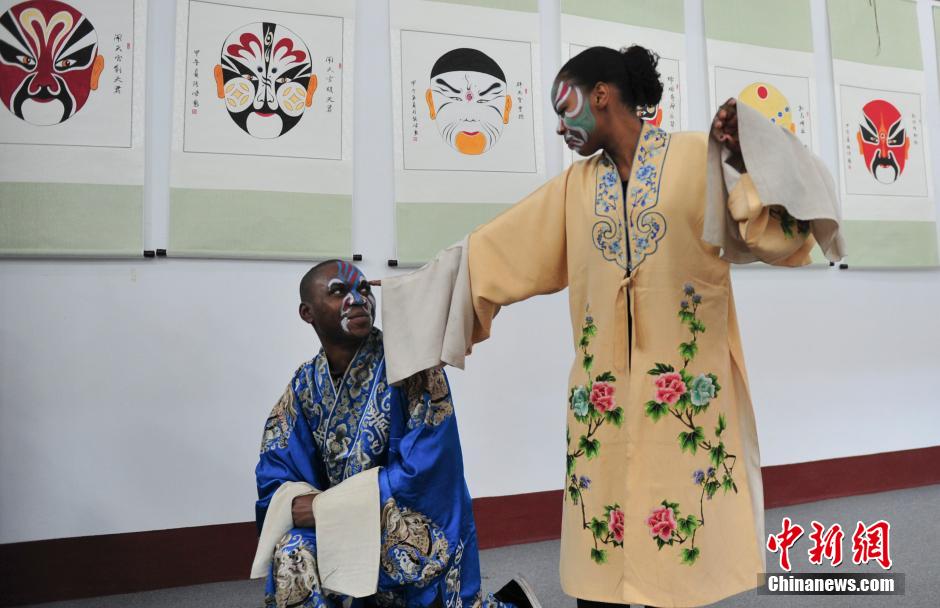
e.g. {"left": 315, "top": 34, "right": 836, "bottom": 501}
{"left": 493, "top": 575, "right": 541, "bottom": 608}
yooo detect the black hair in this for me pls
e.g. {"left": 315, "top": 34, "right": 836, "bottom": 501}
{"left": 299, "top": 259, "right": 342, "bottom": 302}
{"left": 430, "top": 48, "right": 506, "bottom": 82}
{"left": 557, "top": 45, "right": 663, "bottom": 109}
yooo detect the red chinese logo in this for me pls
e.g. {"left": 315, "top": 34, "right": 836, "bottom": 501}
{"left": 766, "top": 517, "right": 804, "bottom": 572}
{"left": 852, "top": 520, "right": 892, "bottom": 569}
{"left": 767, "top": 518, "right": 892, "bottom": 571}
{"left": 808, "top": 521, "right": 844, "bottom": 567}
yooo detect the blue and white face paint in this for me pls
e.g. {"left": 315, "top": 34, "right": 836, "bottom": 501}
{"left": 329, "top": 261, "right": 375, "bottom": 335}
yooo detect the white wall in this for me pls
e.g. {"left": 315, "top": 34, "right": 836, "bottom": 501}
{"left": 0, "top": 0, "right": 938, "bottom": 545}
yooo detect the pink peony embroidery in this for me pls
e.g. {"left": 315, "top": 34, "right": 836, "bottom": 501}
{"left": 608, "top": 508, "right": 625, "bottom": 543}
{"left": 654, "top": 372, "right": 686, "bottom": 405}
{"left": 646, "top": 506, "right": 677, "bottom": 542}
{"left": 590, "top": 382, "right": 616, "bottom": 413}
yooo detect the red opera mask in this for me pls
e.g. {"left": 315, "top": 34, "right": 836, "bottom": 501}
{"left": 637, "top": 104, "right": 663, "bottom": 128}
{"left": 856, "top": 99, "right": 910, "bottom": 184}
{"left": 0, "top": 0, "right": 104, "bottom": 126}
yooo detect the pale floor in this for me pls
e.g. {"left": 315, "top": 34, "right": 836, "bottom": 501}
{"left": 22, "top": 484, "right": 940, "bottom": 608}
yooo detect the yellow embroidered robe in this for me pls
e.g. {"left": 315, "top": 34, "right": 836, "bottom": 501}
{"left": 464, "top": 123, "right": 816, "bottom": 607}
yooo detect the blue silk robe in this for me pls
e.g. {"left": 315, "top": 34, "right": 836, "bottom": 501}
{"left": 256, "top": 328, "right": 508, "bottom": 608}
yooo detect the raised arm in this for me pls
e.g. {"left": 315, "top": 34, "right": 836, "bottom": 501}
{"left": 705, "top": 98, "right": 845, "bottom": 265}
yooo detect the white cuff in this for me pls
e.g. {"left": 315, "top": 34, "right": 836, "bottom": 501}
{"left": 250, "top": 481, "right": 320, "bottom": 579}
{"left": 313, "top": 467, "right": 381, "bottom": 598}
{"left": 382, "top": 238, "right": 474, "bottom": 385}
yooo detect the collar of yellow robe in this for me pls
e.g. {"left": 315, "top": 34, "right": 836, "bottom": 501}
{"left": 593, "top": 121, "right": 671, "bottom": 274}
{"left": 592, "top": 121, "right": 671, "bottom": 372}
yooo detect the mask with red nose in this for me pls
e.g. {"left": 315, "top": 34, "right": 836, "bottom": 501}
{"left": 856, "top": 99, "right": 910, "bottom": 184}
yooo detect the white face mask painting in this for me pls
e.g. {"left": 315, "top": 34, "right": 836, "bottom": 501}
{"left": 430, "top": 70, "right": 508, "bottom": 155}
{"left": 426, "top": 48, "right": 512, "bottom": 156}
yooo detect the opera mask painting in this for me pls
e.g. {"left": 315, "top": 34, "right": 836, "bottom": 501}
{"left": 425, "top": 47, "right": 512, "bottom": 155}
{"left": 215, "top": 21, "right": 316, "bottom": 139}
{"left": 0, "top": 0, "right": 104, "bottom": 125}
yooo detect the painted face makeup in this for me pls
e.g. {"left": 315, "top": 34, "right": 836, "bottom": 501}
{"left": 0, "top": 0, "right": 103, "bottom": 125}
{"left": 329, "top": 261, "right": 375, "bottom": 335}
{"left": 552, "top": 79, "right": 595, "bottom": 153}
{"left": 216, "top": 22, "right": 314, "bottom": 139}
{"left": 857, "top": 99, "right": 909, "bottom": 184}
{"left": 426, "top": 48, "right": 510, "bottom": 155}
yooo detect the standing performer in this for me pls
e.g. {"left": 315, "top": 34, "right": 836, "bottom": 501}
{"left": 376, "top": 46, "right": 845, "bottom": 608}
{"left": 252, "top": 260, "right": 539, "bottom": 608}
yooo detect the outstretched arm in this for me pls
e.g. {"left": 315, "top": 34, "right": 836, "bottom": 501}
{"left": 378, "top": 169, "right": 571, "bottom": 384}
{"left": 467, "top": 169, "right": 570, "bottom": 341}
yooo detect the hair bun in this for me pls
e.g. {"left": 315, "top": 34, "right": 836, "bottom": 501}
{"left": 556, "top": 45, "right": 663, "bottom": 111}
{"left": 619, "top": 45, "right": 663, "bottom": 108}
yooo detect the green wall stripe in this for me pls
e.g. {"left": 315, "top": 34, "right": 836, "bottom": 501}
{"left": 170, "top": 188, "right": 351, "bottom": 259}
{"left": 396, "top": 202, "right": 510, "bottom": 265}
{"left": 809, "top": 245, "right": 830, "bottom": 266}
{"left": 561, "top": 0, "right": 685, "bottom": 34}
{"left": 705, "top": 0, "right": 812, "bottom": 52}
{"left": 425, "top": 0, "right": 538, "bottom": 13}
{"left": 828, "top": 0, "right": 923, "bottom": 70}
{"left": 934, "top": 6, "right": 940, "bottom": 79}
{"left": 841, "top": 220, "right": 938, "bottom": 267}
{"left": 0, "top": 182, "right": 142, "bottom": 257}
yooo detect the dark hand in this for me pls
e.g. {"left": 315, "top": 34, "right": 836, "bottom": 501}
{"left": 368, "top": 279, "right": 382, "bottom": 287}
{"left": 291, "top": 494, "right": 316, "bottom": 528}
{"left": 711, "top": 97, "right": 745, "bottom": 172}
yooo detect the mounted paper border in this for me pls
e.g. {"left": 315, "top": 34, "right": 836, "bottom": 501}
{"left": 829, "top": 0, "right": 937, "bottom": 267}
{"left": 560, "top": 0, "right": 688, "bottom": 167}
{"left": 0, "top": 0, "right": 147, "bottom": 257}
{"left": 704, "top": 0, "right": 819, "bottom": 153}
{"left": 168, "top": 0, "right": 354, "bottom": 260}
{"left": 935, "top": 4, "right": 940, "bottom": 81}
{"left": 391, "top": 0, "right": 545, "bottom": 265}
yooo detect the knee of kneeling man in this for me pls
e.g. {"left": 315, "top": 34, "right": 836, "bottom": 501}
{"left": 273, "top": 532, "right": 317, "bottom": 566}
